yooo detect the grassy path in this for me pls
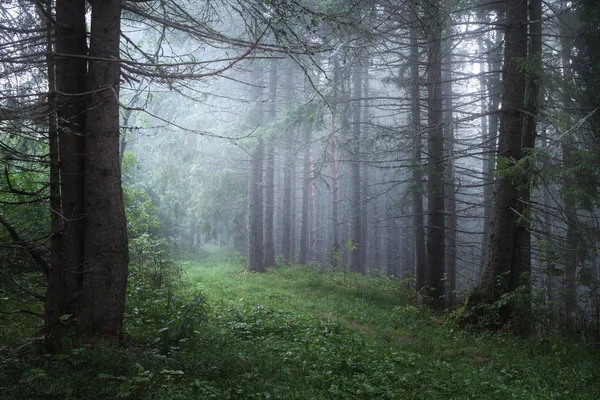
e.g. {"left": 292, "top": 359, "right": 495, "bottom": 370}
{"left": 174, "top": 246, "right": 599, "bottom": 399}
{"left": 1, "top": 246, "right": 598, "bottom": 399}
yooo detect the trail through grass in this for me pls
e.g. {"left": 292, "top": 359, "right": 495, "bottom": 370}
{"left": 1, "top": 246, "right": 599, "bottom": 399}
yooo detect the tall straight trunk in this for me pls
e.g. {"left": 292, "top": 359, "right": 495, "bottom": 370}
{"left": 559, "top": 5, "right": 579, "bottom": 333}
{"left": 386, "top": 187, "right": 398, "bottom": 278}
{"left": 281, "top": 63, "right": 294, "bottom": 263}
{"left": 330, "top": 53, "right": 341, "bottom": 266}
{"left": 247, "top": 64, "right": 264, "bottom": 272}
{"left": 248, "top": 139, "right": 265, "bottom": 272}
{"left": 540, "top": 132, "right": 557, "bottom": 331}
{"left": 443, "top": 35, "right": 456, "bottom": 308}
{"left": 466, "top": 0, "right": 528, "bottom": 329}
{"left": 425, "top": 1, "right": 445, "bottom": 310}
{"left": 299, "top": 120, "right": 311, "bottom": 265}
{"left": 372, "top": 173, "right": 381, "bottom": 271}
{"left": 410, "top": 3, "right": 426, "bottom": 291}
{"left": 481, "top": 32, "right": 503, "bottom": 273}
{"left": 350, "top": 59, "right": 363, "bottom": 273}
{"left": 80, "top": 0, "right": 128, "bottom": 336}
{"left": 290, "top": 159, "right": 297, "bottom": 263}
{"left": 264, "top": 60, "right": 277, "bottom": 268}
{"left": 509, "top": 0, "right": 542, "bottom": 335}
{"left": 310, "top": 156, "right": 317, "bottom": 261}
{"left": 478, "top": 25, "right": 490, "bottom": 267}
{"left": 360, "top": 59, "right": 370, "bottom": 271}
{"left": 46, "top": 0, "right": 84, "bottom": 349}
{"left": 282, "top": 147, "right": 293, "bottom": 263}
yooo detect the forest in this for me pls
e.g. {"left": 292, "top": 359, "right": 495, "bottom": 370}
{"left": 1, "top": 0, "right": 599, "bottom": 398}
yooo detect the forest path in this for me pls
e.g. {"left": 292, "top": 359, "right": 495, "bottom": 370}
{"left": 171, "top": 246, "right": 599, "bottom": 399}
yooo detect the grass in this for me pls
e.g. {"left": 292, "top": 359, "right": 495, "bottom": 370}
{"left": 1, "top": 245, "right": 599, "bottom": 399}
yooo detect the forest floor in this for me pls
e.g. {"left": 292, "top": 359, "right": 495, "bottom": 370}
{"left": 1, "top": 245, "right": 599, "bottom": 399}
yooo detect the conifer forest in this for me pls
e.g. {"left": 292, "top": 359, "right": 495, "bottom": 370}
{"left": 1, "top": 0, "right": 600, "bottom": 399}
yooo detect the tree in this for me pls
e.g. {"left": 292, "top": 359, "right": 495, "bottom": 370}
{"left": 349, "top": 57, "right": 363, "bottom": 274}
{"left": 264, "top": 60, "right": 278, "bottom": 268}
{"left": 247, "top": 63, "right": 265, "bottom": 272}
{"left": 424, "top": 0, "right": 445, "bottom": 309}
{"left": 45, "top": 0, "right": 87, "bottom": 348}
{"left": 409, "top": 1, "right": 426, "bottom": 292}
{"left": 443, "top": 29, "right": 456, "bottom": 308}
{"left": 462, "top": 0, "right": 530, "bottom": 331}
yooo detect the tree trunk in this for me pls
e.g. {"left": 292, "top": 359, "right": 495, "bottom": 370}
{"left": 46, "top": 0, "right": 88, "bottom": 348}
{"left": 558, "top": 1, "right": 580, "bottom": 335}
{"left": 299, "top": 119, "right": 311, "bottom": 265}
{"left": 79, "top": 0, "right": 128, "bottom": 337}
{"left": 247, "top": 63, "right": 265, "bottom": 272}
{"left": 463, "top": 0, "right": 529, "bottom": 330}
{"left": 409, "top": 3, "right": 426, "bottom": 292}
{"left": 264, "top": 60, "right": 277, "bottom": 268}
{"left": 281, "top": 63, "right": 294, "bottom": 263}
{"left": 481, "top": 30, "right": 502, "bottom": 277}
{"left": 350, "top": 59, "right": 363, "bottom": 273}
{"left": 330, "top": 53, "right": 341, "bottom": 267}
{"left": 425, "top": 1, "right": 445, "bottom": 310}
{"left": 360, "top": 58, "right": 370, "bottom": 271}
{"left": 248, "top": 139, "right": 265, "bottom": 272}
{"left": 443, "top": 34, "right": 456, "bottom": 308}
{"left": 509, "top": 0, "right": 542, "bottom": 335}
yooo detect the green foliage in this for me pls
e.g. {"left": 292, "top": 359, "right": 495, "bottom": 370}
{"left": 122, "top": 152, "right": 161, "bottom": 239}
{"left": 126, "top": 235, "right": 207, "bottom": 353}
{"left": 1, "top": 248, "right": 599, "bottom": 399}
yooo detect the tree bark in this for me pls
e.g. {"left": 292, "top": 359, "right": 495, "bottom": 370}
{"left": 264, "top": 60, "right": 277, "bottom": 268}
{"left": 425, "top": 0, "right": 445, "bottom": 310}
{"left": 464, "top": 0, "right": 529, "bottom": 330}
{"left": 409, "top": 2, "right": 426, "bottom": 292}
{"left": 350, "top": 59, "right": 363, "bottom": 273}
{"left": 330, "top": 53, "right": 341, "bottom": 267}
{"left": 248, "top": 138, "right": 265, "bottom": 272}
{"left": 79, "top": 0, "right": 129, "bottom": 337}
{"left": 443, "top": 34, "right": 456, "bottom": 308}
{"left": 281, "top": 63, "right": 294, "bottom": 263}
{"left": 360, "top": 58, "right": 370, "bottom": 271}
{"left": 299, "top": 118, "right": 311, "bottom": 265}
{"left": 559, "top": 4, "right": 579, "bottom": 334}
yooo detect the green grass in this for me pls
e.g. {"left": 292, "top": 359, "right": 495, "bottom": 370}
{"left": 1, "top": 245, "right": 599, "bottom": 399}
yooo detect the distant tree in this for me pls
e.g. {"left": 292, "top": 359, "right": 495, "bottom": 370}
{"left": 247, "top": 63, "right": 265, "bottom": 272}
{"left": 350, "top": 57, "right": 363, "bottom": 274}
{"left": 264, "top": 60, "right": 278, "bottom": 268}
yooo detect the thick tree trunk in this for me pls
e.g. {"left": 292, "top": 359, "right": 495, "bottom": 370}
{"left": 79, "top": 0, "right": 128, "bottom": 337}
{"left": 464, "top": 0, "right": 529, "bottom": 330}
{"left": 350, "top": 59, "right": 363, "bottom": 273}
{"left": 481, "top": 32, "right": 502, "bottom": 277}
{"left": 425, "top": 1, "right": 445, "bottom": 310}
{"left": 45, "top": 0, "right": 87, "bottom": 347}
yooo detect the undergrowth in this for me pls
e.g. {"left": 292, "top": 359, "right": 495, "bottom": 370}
{"left": 1, "top": 246, "right": 598, "bottom": 399}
